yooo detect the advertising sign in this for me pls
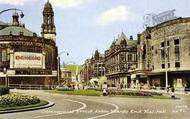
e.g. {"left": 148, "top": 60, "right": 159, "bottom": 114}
{"left": 143, "top": 9, "right": 177, "bottom": 28}
{"left": 14, "top": 52, "right": 43, "bottom": 68}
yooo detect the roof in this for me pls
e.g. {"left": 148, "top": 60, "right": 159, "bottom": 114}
{"left": 0, "top": 26, "right": 35, "bottom": 37}
{"left": 43, "top": 0, "right": 53, "bottom": 12}
{"left": 45, "top": 1, "right": 52, "bottom": 8}
{"left": 64, "top": 65, "right": 82, "bottom": 76}
{"left": 0, "top": 20, "right": 6, "bottom": 25}
{"left": 115, "top": 32, "right": 128, "bottom": 45}
{"left": 114, "top": 32, "right": 137, "bottom": 47}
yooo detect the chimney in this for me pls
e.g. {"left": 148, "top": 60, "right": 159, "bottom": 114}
{"left": 12, "top": 12, "right": 19, "bottom": 26}
{"left": 130, "top": 36, "right": 133, "bottom": 40}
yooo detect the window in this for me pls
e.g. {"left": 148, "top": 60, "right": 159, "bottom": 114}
{"left": 2, "top": 50, "right": 7, "bottom": 62}
{"left": 161, "top": 49, "right": 165, "bottom": 63}
{"left": 0, "top": 49, "right": 2, "bottom": 62}
{"left": 168, "top": 63, "right": 170, "bottom": 68}
{"left": 128, "top": 54, "right": 132, "bottom": 62}
{"left": 161, "top": 42, "right": 165, "bottom": 48}
{"left": 167, "top": 41, "right": 170, "bottom": 46}
{"left": 175, "top": 62, "right": 180, "bottom": 68}
{"left": 162, "top": 64, "right": 165, "bottom": 69}
{"left": 174, "top": 39, "right": 179, "bottom": 45}
{"left": 167, "top": 48, "right": 170, "bottom": 62}
{"left": 175, "top": 46, "right": 180, "bottom": 61}
{"left": 151, "top": 46, "right": 154, "bottom": 50}
{"left": 134, "top": 54, "right": 137, "bottom": 62}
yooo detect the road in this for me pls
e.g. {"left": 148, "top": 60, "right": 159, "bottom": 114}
{"left": 0, "top": 89, "right": 190, "bottom": 119}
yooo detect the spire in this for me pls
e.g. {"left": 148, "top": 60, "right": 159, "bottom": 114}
{"left": 94, "top": 50, "right": 100, "bottom": 60}
{"left": 41, "top": 0, "right": 56, "bottom": 41}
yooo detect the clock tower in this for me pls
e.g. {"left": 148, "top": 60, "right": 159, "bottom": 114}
{"left": 41, "top": 0, "right": 56, "bottom": 42}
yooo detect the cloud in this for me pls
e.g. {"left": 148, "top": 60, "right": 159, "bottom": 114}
{"left": 0, "top": 0, "right": 36, "bottom": 5}
{"left": 48, "top": 0, "right": 91, "bottom": 9}
{"left": 0, "top": 0, "right": 90, "bottom": 8}
{"left": 97, "top": 5, "right": 130, "bottom": 25}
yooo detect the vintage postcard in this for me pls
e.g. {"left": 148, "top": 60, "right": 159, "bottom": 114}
{"left": 0, "top": 0, "right": 190, "bottom": 119}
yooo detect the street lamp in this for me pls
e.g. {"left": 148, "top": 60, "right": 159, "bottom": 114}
{"left": 57, "top": 51, "right": 69, "bottom": 85}
{"left": 155, "top": 29, "right": 169, "bottom": 90}
{"left": 3, "top": 68, "right": 8, "bottom": 87}
{"left": 0, "top": 8, "right": 24, "bottom": 18}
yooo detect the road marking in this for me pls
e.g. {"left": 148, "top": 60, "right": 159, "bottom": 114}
{"left": 33, "top": 99, "right": 87, "bottom": 119}
{"left": 88, "top": 102, "right": 119, "bottom": 119}
{"left": 73, "top": 97, "right": 119, "bottom": 119}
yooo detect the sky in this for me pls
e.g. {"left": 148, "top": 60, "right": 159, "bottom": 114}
{"left": 0, "top": 0, "right": 190, "bottom": 65}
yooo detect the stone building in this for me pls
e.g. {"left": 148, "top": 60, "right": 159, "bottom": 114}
{"left": 105, "top": 32, "right": 137, "bottom": 89}
{"left": 91, "top": 50, "right": 105, "bottom": 78}
{"left": 0, "top": 0, "right": 58, "bottom": 88}
{"left": 60, "top": 68, "right": 72, "bottom": 86}
{"left": 80, "top": 59, "right": 93, "bottom": 86}
{"left": 80, "top": 50, "right": 105, "bottom": 87}
{"left": 137, "top": 17, "right": 190, "bottom": 90}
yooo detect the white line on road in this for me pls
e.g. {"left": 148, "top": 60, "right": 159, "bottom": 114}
{"left": 72, "top": 97, "right": 119, "bottom": 119}
{"left": 33, "top": 99, "right": 87, "bottom": 119}
{"left": 87, "top": 102, "right": 119, "bottom": 119}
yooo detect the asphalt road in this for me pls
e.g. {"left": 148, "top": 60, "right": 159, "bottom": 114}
{"left": 1, "top": 89, "right": 190, "bottom": 119}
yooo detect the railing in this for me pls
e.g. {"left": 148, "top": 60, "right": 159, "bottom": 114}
{"left": 9, "top": 84, "right": 57, "bottom": 90}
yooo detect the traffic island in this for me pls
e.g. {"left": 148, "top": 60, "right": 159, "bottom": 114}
{"left": 0, "top": 93, "right": 54, "bottom": 114}
{"left": 107, "top": 89, "right": 172, "bottom": 99}
{"left": 48, "top": 89, "right": 102, "bottom": 96}
{"left": 47, "top": 89, "right": 171, "bottom": 99}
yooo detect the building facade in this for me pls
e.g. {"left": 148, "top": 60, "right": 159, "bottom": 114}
{"left": 105, "top": 32, "right": 137, "bottom": 89}
{"left": 60, "top": 68, "right": 72, "bottom": 87}
{"left": 80, "top": 59, "right": 93, "bottom": 86}
{"left": 80, "top": 50, "right": 105, "bottom": 87}
{"left": 0, "top": 1, "right": 58, "bottom": 88}
{"left": 137, "top": 17, "right": 190, "bottom": 90}
{"left": 91, "top": 50, "right": 105, "bottom": 78}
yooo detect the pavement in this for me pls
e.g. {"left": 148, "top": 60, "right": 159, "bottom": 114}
{"left": 0, "top": 89, "right": 190, "bottom": 119}
{"left": 124, "top": 88, "right": 190, "bottom": 95}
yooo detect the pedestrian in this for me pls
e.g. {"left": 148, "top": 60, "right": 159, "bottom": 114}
{"left": 103, "top": 88, "right": 107, "bottom": 96}
{"left": 171, "top": 87, "right": 175, "bottom": 99}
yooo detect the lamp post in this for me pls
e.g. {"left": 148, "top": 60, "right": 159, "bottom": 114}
{"left": 57, "top": 51, "right": 69, "bottom": 85}
{"left": 156, "top": 47, "right": 169, "bottom": 90}
{"left": 3, "top": 68, "right": 8, "bottom": 87}
{"left": 164, "top": 29, "right": 169, "bottom": 90}
{"left": 156, "top": 29, "right": 169, "bottom": 90}
{"left": 0, "top": 8, "right": 24, "bottom": 18}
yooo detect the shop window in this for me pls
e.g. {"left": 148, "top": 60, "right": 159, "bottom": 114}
{"left": 2, "top": 50, "right": 7, "bottom": 62}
